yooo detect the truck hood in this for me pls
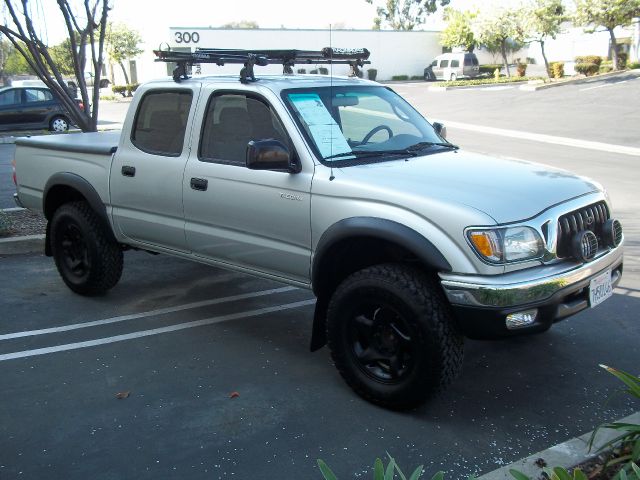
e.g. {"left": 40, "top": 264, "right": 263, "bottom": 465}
{"left": 340, "top": 150, "right": 602, "bottom": 224}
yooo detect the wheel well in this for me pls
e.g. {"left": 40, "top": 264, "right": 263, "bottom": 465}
{"left": 44, "top": 185, "right": 85, "bottom": 220}
{"left": 312, "top": 236, "right": 424, "bottom": 300}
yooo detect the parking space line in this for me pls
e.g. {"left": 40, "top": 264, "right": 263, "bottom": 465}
{"left": 579, "top": 83, "right": 612, "bottom": 92}
{"left": 0, "top": 286, "right": 297, "bottom": 341}
{"left": 0, "top": 299, "right": 316, "bottom": 362}
{"left": 436, "top": 119, "right": 640, "bottom": 156}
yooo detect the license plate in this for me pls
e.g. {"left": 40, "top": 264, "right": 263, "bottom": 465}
{"left": 589, "top": 270, "right": 613, "bottom": 308}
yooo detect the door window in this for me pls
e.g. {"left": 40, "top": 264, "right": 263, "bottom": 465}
{"left": 131, "top": 90, "right": 193, "bottom": 157}
{"left": 24, "top": 89, "right": 53, "bottom": 103}
{"left": 451, "top": 60, "right": 460, "bottom": 68}
{"left": 0, "top": 90, "right": 21, "bottom": 106}
{"left": 440, "top": 60, "right": 449, "bottom": 68}
{"left": 199, "top": 93, "right": 290, "bottom": 166}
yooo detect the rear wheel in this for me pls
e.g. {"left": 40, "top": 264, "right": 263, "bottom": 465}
{"left": 50, "top": 201, "right": 123, "bottom": 295}
{"left": 326, "top": 263, "right": 464, "bottom": 410}
{"left": 49, "top": 116, "right": 70, "bottom": 132}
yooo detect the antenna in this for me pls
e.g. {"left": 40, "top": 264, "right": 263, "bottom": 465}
{"left": 329, "top": 24, "right": 335, "bottom": 181}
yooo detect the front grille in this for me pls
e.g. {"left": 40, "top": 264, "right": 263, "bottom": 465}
{"left": 556, "top": 201, "right": 609, "bottom": 259}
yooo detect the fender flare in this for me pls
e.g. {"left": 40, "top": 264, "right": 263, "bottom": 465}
{"left": 43, "top": 172, "right": 116, "bottom": 254}
{"left": 312, "top": 217, "right": 451, "bottom": 295}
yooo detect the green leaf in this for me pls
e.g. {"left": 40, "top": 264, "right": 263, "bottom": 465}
{"left": 618, "top": 468, "right": 628, "bottom": 480}
{"left": 509, "top": 469, "right": 531, "bottom": 480}
{"left": 408, "top": 465, "right": 424, "bottom": 480}
{"left": 600, "top": 365, "right": 640, "bottom": 399}
{"left": 553, "top": 467, "right": 572, "bottom": 480}
{"left": 631, "top": 462, "right": 640, "bottom": 476}
{"left": 385, "top": 456, "right": 396, "bottom": 480}
{"left": 317, "top": 459, "right": 339, "bottom": 480}
{"left": 429, "top": 471, "right": 444, "bottom": 480}
{"left": 632, "top": 440, "right": 640, "bottom": 462}
{"left": 374, "top": 458, "right": 385, "bottom": 480}
{"left": 572, "top": 469, "right": 588, "bottom": 480}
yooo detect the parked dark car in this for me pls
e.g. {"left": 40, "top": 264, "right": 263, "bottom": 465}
{"left": 0, "top": 86, "right": 81, "bottom": 132}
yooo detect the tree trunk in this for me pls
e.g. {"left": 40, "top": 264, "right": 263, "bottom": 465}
{"left": 118, "top": 60, "right": 130, "bottom": 85}
{"left": 540, "top": 39, "right": 551, "bottom": 78}
{"left": 608, "top": 28, "right": 620, "bottom": 70}
{"left": 501, "top": 40, "right": 511, "bottom": 77}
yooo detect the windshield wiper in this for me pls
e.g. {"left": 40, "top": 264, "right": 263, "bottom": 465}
{"left": 323, "top": 149, "right": 418, "bottom": 160}
{"left": 406, "top": 141, "right": 459, "bottom": 152}
{"left": 323, "top": 142, "right": 459, "bottom": 161}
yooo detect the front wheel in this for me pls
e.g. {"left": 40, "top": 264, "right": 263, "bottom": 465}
{"left": 50, "top": 201, "right": 123, "bottom": 295}
{"left": 49, "top": 116, "right": 70, "bottom": 132}
{"left": 326, "top": 264, "right": 463, "bottom": 410}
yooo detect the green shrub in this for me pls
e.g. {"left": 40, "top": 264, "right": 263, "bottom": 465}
{"left": 617, "top": 52, "right": 628, "bottom": 69}
{"left": 516, "top": 63, "right": 527, "bottom": 77}
{"left": 588, "top": 365, "right": 640, "bottom": 479}
{"left": 574, "top": 62, "right": 600, "bottom": 76}
{"left": 319, "top": 67, "right": 329, "bottom": 75}
{"left": 128, "top": 83, "right": 140, "bottom": 93}
{"left": 297, "top": 68, "right": 306, "bottom": 74}
{"left": 410, "top": 75, "right": 423, "bottom": 80}
{"left": 367, "top": 68, "right": 378, "bottom": 81}
{"left": 309, "top": 69, "right": 318, "bottom": 74}
{"left": 599, "top": 65, "right": 613, "bottom": 73}
{"left": 628, "top": 62, "right": 640, "bottom": 70}
{"left": 318, "top": 455, "right": 441, "bottom": 480}
{"left": 549, "top": 61, "right": 564, "bottom": 78}
{"left": 391, "top": 75, "right": 409, "bottom": 81}
{"left": 479, "top": 64, "right": 502, "bottom": 75}
{"left": 434, "top": 76, "right": 544, "bottom": 87}
{"left": 575, "top": 55, "right": 602, "bottom": 66}
{"left": 111, "top": 85, "right": 127, "bottom": 97}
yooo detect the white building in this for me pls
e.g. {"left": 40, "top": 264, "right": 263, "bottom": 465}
{"left": 123, "top": 23, "right": 639, "bottom": 85}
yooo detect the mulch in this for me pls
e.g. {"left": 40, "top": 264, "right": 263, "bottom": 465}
{"left": 0, "top": 209, "right": 47, "bottom": 238}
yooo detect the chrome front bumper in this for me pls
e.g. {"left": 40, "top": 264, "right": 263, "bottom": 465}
{"left": 440, "top": 245, "right": 624, "bottom": 309}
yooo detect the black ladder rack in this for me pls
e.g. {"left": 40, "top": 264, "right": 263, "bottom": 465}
{"left": 153, "top": 47, "right": 371, "bottom": 83}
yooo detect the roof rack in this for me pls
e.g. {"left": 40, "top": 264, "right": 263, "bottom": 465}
{"left": 153, "top": 47, "right": 371, "bottom": 83}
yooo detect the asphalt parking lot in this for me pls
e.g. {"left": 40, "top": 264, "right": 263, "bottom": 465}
{"left": 1, "top": 73, "right": 639, "bottom": 479}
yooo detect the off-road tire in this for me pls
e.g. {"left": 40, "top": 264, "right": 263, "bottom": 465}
{"left": 326, "top": 263, "right": 463, "bottom": 410}
{"left": 50, "top": 201, "right": 123, "bottom": 295}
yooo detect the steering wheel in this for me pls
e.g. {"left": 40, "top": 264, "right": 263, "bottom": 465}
{"left": 361, "top": 125, "right": 393, "bottom": 144}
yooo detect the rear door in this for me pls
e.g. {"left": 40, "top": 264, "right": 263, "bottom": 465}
{"left": 182, "top": 87, "right": 313, "bottom": 283}
{"left": 0, "top": 89, "right": 24, "bottom": 128}
{"left": 110, "top": 86, "right": 199, "bottom": 252}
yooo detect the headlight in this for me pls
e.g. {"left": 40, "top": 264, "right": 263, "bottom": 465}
{"left": 467, "top": 226, "right": 544, "bottom": 264}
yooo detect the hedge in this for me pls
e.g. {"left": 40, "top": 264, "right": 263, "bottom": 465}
{"left": 574, "top": 62, "right": 599, "bottom": 76}
{"left": 434, "top": 76, "right": 544, "bottom": 87}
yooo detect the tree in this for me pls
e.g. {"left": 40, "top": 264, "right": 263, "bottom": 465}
{"left": 106, "top": 23, "right": 143, "bottom": 85}
{"left": 440, "top": 8, "right": 477, "bottom": 52}
{"left": 472, "top": 6, "right": 527, "bottom": 77}
{"left": 50, "top": 38, "right": 79, "bottom": 77}
{"left": 573, "top": 0, "right": 640, "bottom": 69}
{"left": 525, "top": 0, "right": 565, "bottom": 77}
{"left": 221, "top": 20, "right": 259, "bottom": 29}
{"left": 365, "top": 0, "right": 451, "bottom": 30}
{"left": 0, "top": 0, "right": 111, "bottom": 132}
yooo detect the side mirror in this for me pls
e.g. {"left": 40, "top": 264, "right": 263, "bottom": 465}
{"left": 433, "top": 122, "right": 447, "bottom": 140}
{"left": 246, "top": 139, "right": 301, "bottom": 173}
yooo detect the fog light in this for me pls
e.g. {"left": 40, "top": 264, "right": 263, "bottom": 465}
{"left": 506, "top": 309, "right": 538, "bottom": 329}
{"left": 602, "top": 219, "right": 623, "bottom": 248}
{"left": 572, "top": 230, "right": 598, "bottom": 262}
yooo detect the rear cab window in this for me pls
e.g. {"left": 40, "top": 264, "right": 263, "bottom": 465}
{"left": 131, "top": 90, "right": 193, "bottom": 157}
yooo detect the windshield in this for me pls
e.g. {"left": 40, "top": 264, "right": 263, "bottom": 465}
{"left": 282, "top": 86, "right": 449, "bottom": 166}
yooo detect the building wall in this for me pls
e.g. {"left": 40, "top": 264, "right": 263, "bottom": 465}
{"left": 166, "top": 28, "right": 443, "bottom": 80}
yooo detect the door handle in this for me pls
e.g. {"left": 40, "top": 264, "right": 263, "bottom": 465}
{"left": 121, "top": 166, "right": 136, "bottom": 177}
{"left": 190, "top": 177, "right": 208, "bottom": 191}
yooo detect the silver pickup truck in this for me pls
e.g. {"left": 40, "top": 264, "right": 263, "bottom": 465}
{"left": 14, "top": 70, "right": 623, "bottom": 409}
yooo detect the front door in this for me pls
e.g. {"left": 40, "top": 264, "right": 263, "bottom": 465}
{"left": 183, "top": 89, "right": 313, "bottom": 283}
{"left": 110, "top": 87, "right": 199, "bottom": 252}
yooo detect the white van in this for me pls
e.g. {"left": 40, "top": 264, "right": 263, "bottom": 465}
{"left": 424, "top": 52, "right": 480, "bottom": 81}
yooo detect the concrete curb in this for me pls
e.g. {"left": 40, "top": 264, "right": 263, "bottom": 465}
{"left": 478, "top": 412, "right": 640, "bottom": 479}
{"left": 0, "top": 234, "right": 45, "bottom": 255}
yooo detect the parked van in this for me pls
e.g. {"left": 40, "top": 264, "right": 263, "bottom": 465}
{"left": 424, "top": 52, "right": 479, "bottom": 81}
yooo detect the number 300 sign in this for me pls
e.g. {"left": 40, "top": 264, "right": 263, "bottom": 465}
{"left": 174, "top": 32, "right": 200, "bottom": 44}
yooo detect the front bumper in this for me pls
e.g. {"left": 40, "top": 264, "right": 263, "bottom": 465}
{"left": 440, "top": 246, "right": 623, "bottom": 339}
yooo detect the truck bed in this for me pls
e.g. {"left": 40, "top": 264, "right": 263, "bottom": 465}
{"left": 15, "top": 131, "right": 121, "bottom": 212}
